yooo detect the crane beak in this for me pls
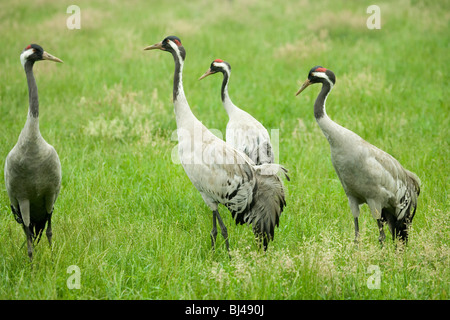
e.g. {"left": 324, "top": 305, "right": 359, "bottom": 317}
{"left": 42, "top": 51, "right": 63, "bottom": 63}
{"left": 295, "top": 79, "right": 311, "bottom": 96}
{"left": 144, "top": 41, "right": 164, "bottom": 51}
{"left": 198, "top": 68, "right": 214, "bottom": 80}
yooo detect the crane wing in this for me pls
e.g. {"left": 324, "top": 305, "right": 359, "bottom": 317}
{"left": 178, "top": 124, "right": 256, "bottom": 215}
{"left": 226, "top": 114, "right": 274, "bottom": 165}
{"left": 366, "top": 143, "right": 420, "bottom": 219}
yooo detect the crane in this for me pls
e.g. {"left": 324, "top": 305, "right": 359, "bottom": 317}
{"left": 4, "top": 44, "right": 62, "bottom": 261}
{"left": 199, "top": 59, "right": 274, "bottom": 165}
{"left": 296, "top": 66, "right": 420, "bottom": 245}
{"left": 144, "top": 36, "right": 288, "bottom": 251}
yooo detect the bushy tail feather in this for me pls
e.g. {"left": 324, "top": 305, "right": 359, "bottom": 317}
{"left": 396, "top": 181, "right": 419, "bottom": 243}
{"left": 395, "top": 204, "right": 416, "bottom": 243}
{"left": 251, "top": 173, "right": 286, "bottom": 249}
{"left": 385, "top": 169, "right": 420, "bottom": 243}
{"left": 230, "top": 164, "right": 288, "bottom": 250}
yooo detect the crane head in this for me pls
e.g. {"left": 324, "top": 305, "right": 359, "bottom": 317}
{"left": 198, "top": 59, "right": 231, "bottom": 80}
{"left": 20, "top": 44, "right": 63, "bottom": 67}
{"left": 144, "top": 36, "right": 186, "bottom": 60}
{"left": 296, "top": 66, "right": 336, "bottom": 96}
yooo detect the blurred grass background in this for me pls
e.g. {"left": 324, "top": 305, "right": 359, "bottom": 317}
{"left": 0, "top": 0, "right": 448, "bottom": 299}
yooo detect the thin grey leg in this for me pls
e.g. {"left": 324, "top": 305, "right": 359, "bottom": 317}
{"left": 214, "top": 210, "right": 230, "bottom": 253}
{"left": 210, "top": 210, "right": 218, "bottom": 250}
{"left": 377, "top": 219, "right": 386, "bottom": 247}
{"left": 354, "top": 217, "right": 360, "bottom": 243}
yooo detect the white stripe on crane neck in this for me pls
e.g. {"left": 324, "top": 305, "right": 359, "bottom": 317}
{"left": 20, "top": 48, "right": 34, "bottom": 67}
{"left": 312, "top": 72, "right": 334, "bottom": 89}
{"left": 213, "top": 61, "right": 230, "bottom": 74}
{"left": 168, "top": 40, "right": 184, "bottom": 64}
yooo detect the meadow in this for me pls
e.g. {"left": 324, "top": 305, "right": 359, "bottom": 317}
{"left": 0, "top": 0, "right": 448, "bottom": 300}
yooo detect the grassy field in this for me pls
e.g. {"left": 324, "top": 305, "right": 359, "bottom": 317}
{"left": 0, "top": 0, "right": 448, "bottom": 300}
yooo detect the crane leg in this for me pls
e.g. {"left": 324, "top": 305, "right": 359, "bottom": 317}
{"left": 18, "top": 200, "right": 33, "bottom": 261}
{"left": 262, "top": 237, "right": 269, "bottom": 252}
{"left": 348, "top": 197, "right": 360, "bottom": 243}
{"left": 210, "top": 210, "right": 218, "bottom": 250}
{"left": 354, "top": 217, "right": 360, "bottom": 243}
{"left": 377, "top": 219, "right": 386, "bottom": 246}
{"left": 44, "top": 194, "right": 56, "bottom": 247}
{"left": 24, "top": 225, "right": 34, "bottom": 261}
{"left": 214, "top": 210, "right": 230, "bottom": 253}
{"left": 367, "top": 201, "right": 386, "bottom": 247}
{"left": 46, "top": 211, "right": 53, "bottom": 247}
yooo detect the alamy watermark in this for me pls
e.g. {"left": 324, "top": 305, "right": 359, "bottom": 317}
{"left": 367, "top": 5, "right": 381, "bottom": 29}
{"left": 66, "top": 5, "right": 81, "bottom": 30}
{"left": 67, "top": 265, "right": 81, "bottom": 289}
{"left": 367, "top": 265, "right": 381, "bottom": 289}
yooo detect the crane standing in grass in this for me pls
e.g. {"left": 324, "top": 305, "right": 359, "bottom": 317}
{"left": 144, "top": 36, "right": 288, "bottom": 251}
{"left": 296, "top": 66, "right": 420, "bottom": 245}
{"left": 4, "top": 44, "right": 62, "bottom": 261}
{"left": 199, "top": 59, "right": 274, "bottom": 165}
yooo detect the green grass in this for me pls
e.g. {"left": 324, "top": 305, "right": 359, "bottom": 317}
{"left": 0, "top": 0, "right": 448, "bottom": 299}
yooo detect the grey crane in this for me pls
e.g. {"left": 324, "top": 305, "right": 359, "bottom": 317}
{"left": 296, "top": 66, "right": 420, "bottom": 245}
{"left": 199, "top": 59, "right": 274, "bottom": 165}
{"left": 144, "top": 36, "right": 288, "bottom": 251}
{"left": 4, "top": 44, "right": 62, "bottom": 261}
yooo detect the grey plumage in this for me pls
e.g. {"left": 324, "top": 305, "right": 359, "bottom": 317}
{"left": 297, "top": 66, "right": 420, "bottom": 244}
{"left": 145, "top": 36, "right": 288, "bottom": 251}
{"left": 199, "top": 59, "right": 274, "bottom": 165}
{"left": 4, "top": 44, "right": 62, "bottom": 261}
{"left": 236, "top": 165, "right": 287, "bottom": 247}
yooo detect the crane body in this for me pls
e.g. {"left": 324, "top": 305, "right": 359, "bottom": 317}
{"left": 4, "top": 44, "right": 62, "bottom": 261}
{"left": 199, "top": 59, "right": 274, "bottom": 165}
{"left": 296, "top": 66, "right": 420, "bottom": 244}
{"left": 145, "top": 36, "right": 288, "bottom": 251}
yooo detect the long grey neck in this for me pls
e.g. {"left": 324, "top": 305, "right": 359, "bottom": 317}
{"left": 25, "top": 61, "right": 39, "bottom": 118}
{"left": 171, "top": 48, "right": 195, "bottom": 127}
{"left": 20, "top": 60, "right": 42, "bottom": 142}
{"left": 314, "top": 80, "right": 348, "bottom": 146}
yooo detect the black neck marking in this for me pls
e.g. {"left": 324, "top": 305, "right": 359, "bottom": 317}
{"left": 220, "top": 69, "right": 230, "bottom": 102}
{"left": 314, "top": 80, "right": 332, "bottom": 119}
{"left": 171, "top": 46, "right": 186, "bottom": 102}
{"left": 24, "top": 60, "right": 39, "bottom": 118}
